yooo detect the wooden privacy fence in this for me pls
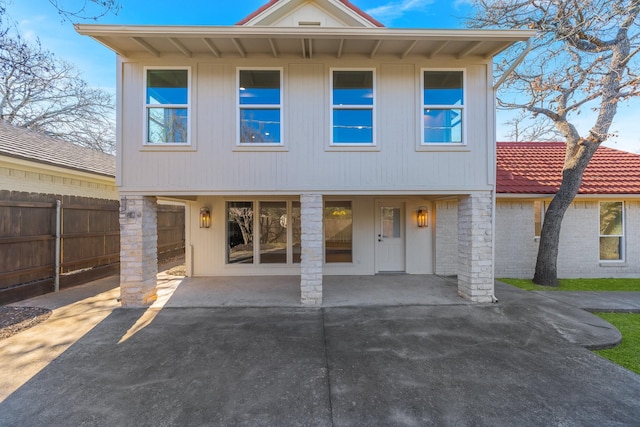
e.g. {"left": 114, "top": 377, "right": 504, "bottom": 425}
{"left": 0, "top": 192, "right": 185, "bottom": 305}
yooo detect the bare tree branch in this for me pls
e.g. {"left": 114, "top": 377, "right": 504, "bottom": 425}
{"left": 467, "top": 0, "right": 640, "bottom": 285}
{"left": 0, "top": 25, "right": 115, "bottom": 153}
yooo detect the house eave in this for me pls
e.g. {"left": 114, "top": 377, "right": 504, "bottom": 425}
{"left": 75, "top": 24, "right": 535, "bottom": 60}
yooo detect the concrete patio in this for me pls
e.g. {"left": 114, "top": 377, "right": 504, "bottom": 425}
{"left": 151, "top": 271, "right": 470, "bottom": 308}
{"left": 1, "top": 268, "right": 639, "bottom": 426}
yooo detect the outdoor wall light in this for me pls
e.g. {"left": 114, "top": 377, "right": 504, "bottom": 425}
{"left": 417, "top": 207, "right": 428, "bottom": 228}
{"left": 199, "top": 207, "right": 211, "bottom": 229}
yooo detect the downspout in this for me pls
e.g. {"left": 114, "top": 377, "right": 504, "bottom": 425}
{"left": 491, "top": 38, "right": 532, "bottom": 303}
{"left": 54, "top": 200, "right": 62, "bottom": 292}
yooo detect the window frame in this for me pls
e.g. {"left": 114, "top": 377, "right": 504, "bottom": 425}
{"left": 419, "top": 68, "right": 466, "bottom": 148}
{"left": 534, "top": 200, "right": 546, "bottom": 238}
{"left": 226, "top": 198, "right": 300, "bottom": 265}
{"left": 236, "top": 67, "right": 284, "bottom": 149}
{"left": 324, "top": 199, "right": 354, "bottom": 264}
{"left": 329, "top": 68, "right": 377, "bottom": 149}
{"left": 143, "top": 66, "right": 192, "bottom": 148}
{"left": 599, "top": 201, "right": 625, "bottom": 262}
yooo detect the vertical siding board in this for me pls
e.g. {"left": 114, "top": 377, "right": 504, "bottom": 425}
{"left": 118, "top": 58, "right": 494, "bottom": 194}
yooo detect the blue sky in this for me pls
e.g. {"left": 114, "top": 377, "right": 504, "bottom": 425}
{"left": 3, "top": 0, "right": 639, "bottom": 152}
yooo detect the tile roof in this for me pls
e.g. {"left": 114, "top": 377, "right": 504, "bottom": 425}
{"left": 497, "top": 142, "right": 640, "bottom": 195}
{"left": 236, "top": 0, "right": 385, "bottom": 27}
{"left": 0, "top": 121, "right": 115, "bottom": 178}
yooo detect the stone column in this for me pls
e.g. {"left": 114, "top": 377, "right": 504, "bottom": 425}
{"left": 119, "top": 196, "right": 158, "bottom": 307}
{"left": 300, "top": 194, "right": 323, "bottom": 306}
{"left": 457, "top": 192, "right": 494, "bottom": 303}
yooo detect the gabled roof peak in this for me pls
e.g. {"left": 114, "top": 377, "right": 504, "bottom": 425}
{"left": 237, "top": 0, "right": 384, "bottom": 28}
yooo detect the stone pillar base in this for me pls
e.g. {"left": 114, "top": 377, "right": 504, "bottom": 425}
{"left": 300, "top": 194, "right": 323, "bottom": 306}
{"left": 119, "top": 196, "right": 158, "bottom": 307}
{"left": 457, "top": 192, "right": 494, "bottom": 303}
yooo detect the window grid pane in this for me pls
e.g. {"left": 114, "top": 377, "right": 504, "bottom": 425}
{"left": 240, "top": 109, "right": 281, "bottom": 143}
{"left": 423, "top": 108, "right": 462, "bottom": 143}
{"left": 332, "top": 109, "right": 373, "bottom": 143}
{"left": 147, "top": 108, "right": 188, "bottom": 143}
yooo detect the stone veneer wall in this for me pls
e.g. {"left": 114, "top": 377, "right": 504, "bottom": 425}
{"left": 300, "top": 194, "right": 323, "bottom": 306}
{"left": 119, "top": 196, "right": 158, "bottom": 306}
{"left": 457, "top": 192, "right": 494, "bottom": 303}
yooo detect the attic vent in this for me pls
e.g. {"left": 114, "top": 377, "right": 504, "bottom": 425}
{"left": 299, "top": 21, "right": 321, "bottom": 26}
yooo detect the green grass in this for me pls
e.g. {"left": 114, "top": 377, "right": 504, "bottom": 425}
{"left": 498, "top": 278, "right": 640, "bottom": 292}
{"left": 594, "top": 313, "right": 640, "bottom": 375}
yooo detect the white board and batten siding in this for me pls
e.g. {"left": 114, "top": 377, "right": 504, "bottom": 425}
{"left": 118, "top": 56, "right": 493, "bottom": 196}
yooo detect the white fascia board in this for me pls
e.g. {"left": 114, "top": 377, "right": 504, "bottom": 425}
{"left": 75, "top": 24, "right": 536, "bottom": 43}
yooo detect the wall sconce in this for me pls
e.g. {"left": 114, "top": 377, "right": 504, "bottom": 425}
{"left": 417, "top": 207, "right": 428, "bottom": 228}
{"left": 199, "top": 207, "right": 211, "bottom": 228}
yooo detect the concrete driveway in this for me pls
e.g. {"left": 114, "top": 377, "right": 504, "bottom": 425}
{"left": 1, "top": 275, "right": 639, "bottom": 426}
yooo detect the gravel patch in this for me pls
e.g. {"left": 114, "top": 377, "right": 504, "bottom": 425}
{"left": 0, "top": 306, "right": 52, "bottom": 340}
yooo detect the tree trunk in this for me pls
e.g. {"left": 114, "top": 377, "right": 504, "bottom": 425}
{"left": 533, "top": 141, "right": 599, "bottom": 286}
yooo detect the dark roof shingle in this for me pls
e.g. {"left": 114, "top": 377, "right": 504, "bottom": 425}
{"left": 0, "top": 121, "right": 115, "bottom": 177}
{"left": 497, "top": 142, "right": 640, "bottom": 195}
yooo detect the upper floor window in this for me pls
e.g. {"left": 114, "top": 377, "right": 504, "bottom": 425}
{"left": 238, "top": 69, "right": 282, "bottom": 145}
{"left": 422, "top": 70, "right": 464, "bottom": 144}
{"left": 145, "top": 68, "right": 190, "bottom": 144}
{"left": 331, "top": 69, "right": 375, "bottom": 145}
{"left": 600, "top": 201, "right": 624, "bottom": 261}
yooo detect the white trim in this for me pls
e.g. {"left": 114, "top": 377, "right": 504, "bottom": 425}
{"left": 236, "top": 67, "right": 284, "bottom": 149}
{"left": 323, "top": 198, "right": 354, "bottom": 265}
{"left": 533, "top": 200, "right": 546, "bottom": 238}
{"left": 142, "top": 66, "right": 192, "bottom": 148}
{"left": 418, "top": 68, "right": 467, "bottom": 148}
{"left": 329, "top": 68, "right": 376, "bottom": 149}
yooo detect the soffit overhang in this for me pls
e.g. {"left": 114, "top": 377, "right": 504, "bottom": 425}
{"left": 75, "top": 24, "right": 535, "bottom": 60}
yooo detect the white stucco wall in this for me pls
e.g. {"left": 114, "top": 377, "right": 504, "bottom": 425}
{"left": 495, "top": 199, "right": 640, "bottom": 279}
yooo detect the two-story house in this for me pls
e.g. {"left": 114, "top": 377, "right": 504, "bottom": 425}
{"left": 76, "top": 0, "right": 533, "bottom": 306}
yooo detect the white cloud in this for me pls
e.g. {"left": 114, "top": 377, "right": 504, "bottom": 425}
{"left": 365, "top": 0, "right": 435, "bottom": 24}
{"left": 452, "top": 0, "right": 473, "bottom": 9}
{"left": 18, "top": 16, "right": 48, "bottom": 43}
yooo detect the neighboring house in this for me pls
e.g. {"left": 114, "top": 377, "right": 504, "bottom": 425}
{"left": 0, "top": 121, "right": 117, "bottom": 199}
{"left": 76, "top": 0, "right": 534, "bottom": 306}
{"left": 495, "top": 142, "right": 640, "bottom": 278}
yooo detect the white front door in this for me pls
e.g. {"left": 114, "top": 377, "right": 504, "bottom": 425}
{"left": 375, "top": 201, "right": 405, "bottom": 272}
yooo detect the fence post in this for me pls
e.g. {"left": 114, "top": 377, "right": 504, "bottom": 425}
{"left": 55, "top": 200, "right": 61, "bottom": 292}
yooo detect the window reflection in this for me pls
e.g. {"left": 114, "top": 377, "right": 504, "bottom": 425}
{"left": 227, "top": 201, "right": 254, "bottom": 264}
{"left": 332, "top": 70, "right": 374, "bottom": 144}
{"left": 325, "top": 201, "right": 352, "bottom": 263}
{"left": 259, "top": 202, "right": 287, "bottom": 264}
{"left": 146, "top": 69, "right": 188, "bottom": 143}
{"left": 423, "top": 70, "right": 463, "bottom": 144}
{"left": 239, "top": 69, "right": 281, "bottom": 144}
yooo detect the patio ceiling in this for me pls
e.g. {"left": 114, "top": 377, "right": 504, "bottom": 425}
{"left": 75, "top": 25, "right": 535, "bottom": 60}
